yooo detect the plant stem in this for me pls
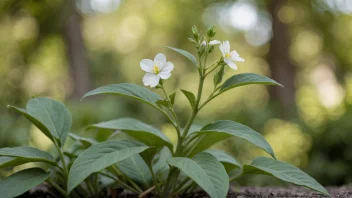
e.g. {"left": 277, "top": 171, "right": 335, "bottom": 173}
{"left": 148, "top": 164, "right": 161, "bottom": 195}
{"left": 86, "top": 180, "right": 95, "bottom": 196}
{"left": 47, "top": 179, "right": 68, "bottom": 197}
{"left": 171, "top": 177, "right": 190, "bottom": 195}
{"left": 162, "top": 66, "right": 207, "bottom": 197}
{"left": 53, "top": 141, "right": 69, "bottom": 197}
{"left": 160, "top": 84, "right": 182, "bottom": 138}
{"left": 181, "top": 75, "right": 205, "bottom": 139}
{"left": 112, "top": 165, "right": 143, "bottom": 193}
{"left": 99, "top": 172, "right": 139, "bottom": 194}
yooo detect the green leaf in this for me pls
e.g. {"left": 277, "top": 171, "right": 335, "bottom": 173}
{"left": 0, "top": 157, "right": 20, "bottom": 168}
{"left": 169, "top": 92, "right": 176, "bottom": 106}
{"left": 153, "top": 147, "right": 172, "bottom": 178}
{"left": 89, "top": 118, "right": 172, "bottom": 150}
{"left": 167, "top": 152, "right": 229, "bottom": 198}
{"left": 191, "top": 120, "right": 275, "bottom": 159}
{"left": 117, "top": 154, "right": 152, "bottom": 187}
{"left": 67, "top": 140, "right": 149, "bottom": 193}
{"left": 68, "top": 133, "right": 98, "bottom": 148}
{"left": 181, "top": 89, "right": 196, "bottom": 109}
{"left": 0, "top": 168, "right": 50, "bottom": 198}
{"left": 205, "top": 150, "right": 241, "bottom": 172}
{"left": 165, "top": 46, "right": 197, "bottom": 66}
{"left": 213, "top": 65, "right": 225, "bottom": 86}
{"left": 220, "top": 73, "right": 282, "bottom": 93}
{"left": 8, "top": 97, "right": 72, "bottom": 146}
{"left": 243, "top": 157, "right": 329, "bottom": 196}
{"left": 156, "top": 99, "right": 171, "bottom": 108}
{"left": 82, "top": 83, "right": 163, "bottom": 112}
{"left": 0, "top": 147, "right": 56, "bottom": 166}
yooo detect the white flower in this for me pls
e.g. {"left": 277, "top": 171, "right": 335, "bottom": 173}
{"left": 219, "top": 41, "right": 244, "bottom": 70}
{"left": 201, "top": 40, "right": 221, "bottom": 46}
{"left": 140, "top": 53, "right": 174, "bottom": 88}
{"left": 209, "top": 40, "right": 221, "bottom": 45}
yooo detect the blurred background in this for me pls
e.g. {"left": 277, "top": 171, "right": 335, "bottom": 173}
{"left": 0, "top": 0, "right": 351, "bottom": 187}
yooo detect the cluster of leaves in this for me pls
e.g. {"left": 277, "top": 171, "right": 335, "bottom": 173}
{"left": 0, "top": 26, "right": 329, "bottom": 198}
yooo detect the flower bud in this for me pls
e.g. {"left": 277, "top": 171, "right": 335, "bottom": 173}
{"left": 192, "top": 25, "right": 200, "bottom": 41}
{"left": 207, "top": 25, "right": 216, "bottom": 37}
{"left": 188, "top": 38, "right": 198, "bottom": 45}
{"left": 208, "top": 45, "right": 214, "bottom": 53}
{"left": 213, "top": 64, "right": 225, "bottom": 86}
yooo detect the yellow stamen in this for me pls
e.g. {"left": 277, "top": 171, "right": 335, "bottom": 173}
{"left": 153, "top": 65, "right": 160, "bottom": 74}
{"left": 225, "top": 53, "right": 231, "bottom": 58}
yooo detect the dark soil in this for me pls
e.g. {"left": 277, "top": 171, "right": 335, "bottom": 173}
{"left": 17, "top": 185, "right": 352, "bottom": 198}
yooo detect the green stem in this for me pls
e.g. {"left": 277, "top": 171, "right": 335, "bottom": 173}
{"left": 181, "top": 76, "right": 205, "bottom": 139}
{"left": 160, "top": 84, "right": 182, "bottom": 138}
{"left": 47, "top": 179, "right": 67, "bottom": 197}
{"left": 161, "top": 168, "right": 174, "bottom": 197}
{"left": 99, "top": 172, "right": 139, "bottom": 194}
{"left": 53, "top": 141, "right": 69, "bottom": 197}
{"left": 172, "top": 177, "right": 190, "bottom": 195}
{"left": 93, "top": 174, "right": 99, "bottom": 193}
{"left": 112, "top": 165, "right": 143, "bottom": 193}
{"left": 87, "top": 180, "right": 95, "bottom": 196}
{"left": 148, "top": 164, "right": 161, "bottom": 195}
{"left": 162, "top": 70, "right": 206, "bottom": 197}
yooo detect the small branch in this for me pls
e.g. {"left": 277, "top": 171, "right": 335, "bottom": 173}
{"left": 138, "top": 186, "right": 155, "bottom": 198}
{"left": 46, "top": 179, "right": 67, "bottom": 197}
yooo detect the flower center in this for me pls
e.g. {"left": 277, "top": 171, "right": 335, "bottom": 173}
{"left": 225, "top": 53, "right": 231, "bottom": 59}
{"left": 153, "top": 65, "right": 160, "bottom": 74}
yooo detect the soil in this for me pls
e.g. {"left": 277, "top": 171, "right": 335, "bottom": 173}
{"left": 17, "top": 185, "right": 352, "bottom": 198}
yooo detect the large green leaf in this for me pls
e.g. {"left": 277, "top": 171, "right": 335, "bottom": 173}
{"left": 220, "top": 73, "right": 282, "bottom": 93}
{"left": 81, "top": 83, "right": 163, "bottom": 111}
{"left": 0, "top": 147, "right": 56, "bottom": 166}
{"left": 0, "top": 168, "right": 50, "bottom": 198}
{"left": 191, "top": 120, "right": 275, "bottom": 159}
{"left": 243, "top": 157, "right": 329, "bottom": 196}
{"left": 117, "top": 154, "right": 152, "bottom": 187}
{"left": 167, "top": 152, "right": 229, "bottom": 198}
{"left": 8, "top": 97, "right": 72, "bottom": 146}
{"left": 165, "top": 46, "right": 197, "bottom": 66}
{"left": 89, "top": 118, "right": 172, "bottom": 149}
{"left": 67, "top": 140, "right": 149, "bottom": 193}
{"left": 205, "top": 150, "right": 241, "bottom": 172}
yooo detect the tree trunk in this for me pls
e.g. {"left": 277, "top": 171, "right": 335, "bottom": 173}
{"left": 267, "top": 0, "right": 296, "bottom": 117}
{"left": 62, "top": 1, "right": 91, "bottom": 100}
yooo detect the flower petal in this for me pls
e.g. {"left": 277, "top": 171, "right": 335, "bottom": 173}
{"left": 161, "top": 61, "right": 174, "bottom": 73}
{"left": 209, "top": 40, "right": 220, "bottom": 45}
{"left": 219, "top": 41, "right": 230, "bottom": 55}
{"left": 159, "top": 72, "right": 171, "bottom": 79}
{"left": 143, "top": 73, "right": 160, "bottom": 87}
{"left": 233, "top": 56, "right": 245, "bottom": 62}
{"left": 154, "top": 53, "right": 167, "bottom": 65}
{"left": 230, "top": 50, "right": 245, "bottom": 62}
{"left": 224, "top": 58, "right": 237, "bottom": 70}
{"left": 230, "top": 50, "right": 240, "bottom": 57}
{"left": 223, "top": 41, "right": 230, "bottom": 53}
{"left": 140, "top": 59, "right": 154, "bottom": 72}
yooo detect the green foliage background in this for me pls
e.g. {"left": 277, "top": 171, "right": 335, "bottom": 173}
{"left": 0, "top": 0, "right": 351, "bottom": 186}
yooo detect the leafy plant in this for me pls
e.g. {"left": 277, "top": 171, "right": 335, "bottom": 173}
{"left": 1, "top": 26, "right": 330, "bottom": 198}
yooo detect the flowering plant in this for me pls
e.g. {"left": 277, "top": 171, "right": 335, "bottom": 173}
{"left": 0, "top": 26, "right": 329, "bottom": 198}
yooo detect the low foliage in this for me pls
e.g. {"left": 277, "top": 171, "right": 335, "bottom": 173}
{"left": 0, "top": 26, "right": 329, "bottom": 198}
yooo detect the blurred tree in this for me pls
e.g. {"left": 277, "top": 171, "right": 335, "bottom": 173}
{"left": 62, "top": 0, "right": 91, "bottom": 100}
{"left": 267, "top": 0, "right": 296, "bottom": 117}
